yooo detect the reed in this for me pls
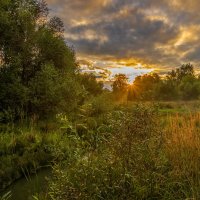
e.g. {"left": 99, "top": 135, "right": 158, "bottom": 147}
{"left": 165, "top": 114, "right": 200, "bottom": 198}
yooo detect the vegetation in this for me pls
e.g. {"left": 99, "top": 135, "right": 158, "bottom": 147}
{"left": 43, "top": 104, "right": 200, "bottom": 200}
{"left": 127, "top": 63, "right": 200, "bottom": 101}
{"left": 0, "top": 0, "right": 84, "bottom": 122}
{"left": 1, "top": 1, "right": 200, "bottom": 200}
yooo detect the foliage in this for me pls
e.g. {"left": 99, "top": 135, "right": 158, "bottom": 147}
{"left": 79, "top": 73, "right": 103, "bottom": 96}
{"left": 0, "top": 191, "right": 11, "bottom": 200}
{"left": 1, "top": 102, "right": 200, "bottom": 199}
{"left": 44, "top": 105, "right": 200, "bottom": 200}
{"left": 0, "top": 0, "right": 84, "bottom": 121}
{"left": 128, "top": 73, "right": 160, "bottom": 101}
{"left": 112, "top": 74, "right": 128, "bottom": 93}
{"left": 127, "top": 63, "right": 200, "bottom": 101}
{"left": 165, "top": 114, "right": 200, "bottom": 199}
{"left": 46, "top": 106, "right": 163, "bottom": 200}
{"left": 1, "top": 0, "right": 200, "bottom": 200}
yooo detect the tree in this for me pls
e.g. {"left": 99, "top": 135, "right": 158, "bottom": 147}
{"left": 177, "top": 63, "right": 194, "bottom": 81}
{"left": 167, "top": 63, "right": 194, "bottom": 83}
{"left": 129, "top": 73, "right": 161, "bottom": 100}
{"left": 154, "top": 80, "right": 179, "bottom": 100}
{"left": 179, "top": 75, "right": 200, "bottom": 100}
{"left": 165, "top": 63, "right": 197, "bottom": 100}
{"left": 49, "top": 16, "right": 65, "bottom": 37}
{"left": 112, "top": 74, "right": 128, "bottom": 93}
{"left": 127, "top": 64, "right": 200, "bottom": 101}
{"left": 0, "top": 0, "right": 82, "bottom": 121}
{"left": 79, "top": 73, "right": 103, "bottom": 96}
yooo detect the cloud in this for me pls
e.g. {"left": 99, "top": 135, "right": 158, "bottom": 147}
{"left": 46, "top": 0, "right": 200, "bottom": 72}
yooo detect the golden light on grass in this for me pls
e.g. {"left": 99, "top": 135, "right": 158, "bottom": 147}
{"left": 165, "top": 114, "right": 200, "bottom": 197}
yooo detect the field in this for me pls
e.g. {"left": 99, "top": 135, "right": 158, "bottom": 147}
{"left": 1, "top": 101, "right": 200, "bottom": 200}
{"left": 1, "top": 1, "right": 200, "bottom": 199}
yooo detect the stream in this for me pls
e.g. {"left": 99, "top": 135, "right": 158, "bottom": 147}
{"left": 0, "top": 168, "right": 52, "bottom": 200}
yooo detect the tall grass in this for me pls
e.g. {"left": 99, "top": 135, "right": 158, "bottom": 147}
{"left": 165, "top": 114, "right": 200, "bottom": 199}
{"left": 45, "top": 107, "right": 200, "bottom": 200}
{"left": 2, "top": 104, "right": 200, "bottom": 199}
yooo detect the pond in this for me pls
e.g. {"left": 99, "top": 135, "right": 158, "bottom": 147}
{"left": 1, "top": 168, "right": 51, "bottom": 200}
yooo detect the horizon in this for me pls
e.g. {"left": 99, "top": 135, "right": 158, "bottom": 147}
{"left": 1, "top": 1, "right": 200, "bottom": 199}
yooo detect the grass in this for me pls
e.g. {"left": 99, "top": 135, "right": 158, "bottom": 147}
{"left": 165, "top": 114, "right": 200, "bottom": 198}
{"left": 1, "top": 102, "right": 200, "bottom": 199}
{"left": 0, "top": 127, "right": 57, "bottom": 191}
{"left": 45, "top": 104, "right": 200, "bottom": 200}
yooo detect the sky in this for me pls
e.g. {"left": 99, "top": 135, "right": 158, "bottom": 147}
{"left": 46, "top": 0, "right": 200, "bottom": 79}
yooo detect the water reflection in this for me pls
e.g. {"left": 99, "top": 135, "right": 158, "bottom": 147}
{"left": 1, "top": 168, "right": 51, "bottom": 200}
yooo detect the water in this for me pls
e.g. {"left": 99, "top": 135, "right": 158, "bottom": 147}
{"left": 1, "top": 168, "right": 51, "bottom": 200}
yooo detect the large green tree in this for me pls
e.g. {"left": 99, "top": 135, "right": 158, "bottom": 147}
{"left": 0, "top": 0, "right": 82, "bottom": 121}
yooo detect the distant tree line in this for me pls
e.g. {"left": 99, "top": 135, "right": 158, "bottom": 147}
{"left": 113, "top": 63, "right": 200, "bottom": 101}
{"left": 1, "top": 0, "right": 198, "bottom": 124}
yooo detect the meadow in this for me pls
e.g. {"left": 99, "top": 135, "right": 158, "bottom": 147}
{"left": 1, "top": 100, "right": 200, "bottom": 200}
{"left": 1, "top": 1, "right": 200, "bottom": 199}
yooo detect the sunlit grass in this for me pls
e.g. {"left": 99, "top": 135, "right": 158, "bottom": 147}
{"left": 2, "top": 103, "right": 200, "bottom": 199}
{"left": 165, "top": 114, "right": 200, "bottom": 198}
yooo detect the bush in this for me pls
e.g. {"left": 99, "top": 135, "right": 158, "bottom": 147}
{"left": 46, "top": 105, "right": 171, "bottom": 200}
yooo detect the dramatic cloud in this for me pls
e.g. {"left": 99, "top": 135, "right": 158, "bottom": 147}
{"left": 46, "top": 0, "right": 200, "bottom": 73}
